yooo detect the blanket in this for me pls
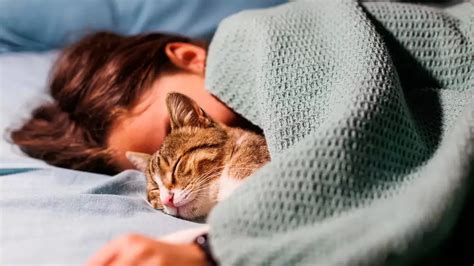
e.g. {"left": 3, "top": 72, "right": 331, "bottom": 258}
{"left": 205, "top": 1, "right": 473, "bottom": 265}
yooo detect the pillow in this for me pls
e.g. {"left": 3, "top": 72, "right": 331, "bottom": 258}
{"left": 0, "top": 0, "right": 286, "bottom": 52}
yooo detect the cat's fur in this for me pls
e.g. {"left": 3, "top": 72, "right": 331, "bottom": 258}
{"left": 127, "top": 93, "right": 270, "bottom": 220}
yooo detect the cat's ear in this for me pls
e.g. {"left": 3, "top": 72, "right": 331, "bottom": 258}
{"left": 166, "top": 92, "right": 214, "bottom": 130}
{"left": 126, "top": 151, "right": 151, "bottom": 172}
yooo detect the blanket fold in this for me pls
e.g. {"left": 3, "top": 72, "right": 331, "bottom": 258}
{"left": 205, "top": 1, "right": 473, "bottom": 265}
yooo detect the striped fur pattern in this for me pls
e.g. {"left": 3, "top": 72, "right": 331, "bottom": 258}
{"left": 127, "top": 93, "right": 270, "bottom": 220}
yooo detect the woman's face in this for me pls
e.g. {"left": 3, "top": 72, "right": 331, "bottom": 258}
{"left": 107, "top": 71, "right": 238, "bottom": 171}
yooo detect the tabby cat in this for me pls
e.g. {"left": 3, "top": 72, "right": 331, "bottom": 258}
{"left": 127, "top": 93, "right": 270, "bottom": 220}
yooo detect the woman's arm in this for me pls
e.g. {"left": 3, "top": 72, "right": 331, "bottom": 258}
{"left": 86, "top": 234, "right": 207, "bottom": 266}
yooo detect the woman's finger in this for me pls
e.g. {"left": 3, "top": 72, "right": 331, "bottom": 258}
{"left": 108, "top": 235, "right": 164, "bottom": 266}
{"left": 85, "top": 236, "right": 128, "bottom": 266}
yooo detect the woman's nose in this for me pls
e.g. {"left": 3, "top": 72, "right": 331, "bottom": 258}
{"left": 163, "top": 193, "right": 175, "bottom": 207}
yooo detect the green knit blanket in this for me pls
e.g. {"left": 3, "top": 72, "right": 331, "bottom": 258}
{"left": 204, "top": 1, "right": 473, "bottom": 265}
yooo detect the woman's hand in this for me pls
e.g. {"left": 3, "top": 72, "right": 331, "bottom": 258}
{"left": 86, "top": 234, "right": 207, "bottom": 266}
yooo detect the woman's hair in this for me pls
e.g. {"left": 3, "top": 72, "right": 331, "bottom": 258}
{"left": 10, "top": 31, "right": 205, "bottom": 175}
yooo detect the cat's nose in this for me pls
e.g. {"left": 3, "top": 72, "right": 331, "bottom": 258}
{"left": 163, "top": 193, "right": 175, "bottom": 207}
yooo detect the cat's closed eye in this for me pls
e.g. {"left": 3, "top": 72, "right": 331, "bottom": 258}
{"left": 127, "top": 93, "right": 270, "bottom": 220}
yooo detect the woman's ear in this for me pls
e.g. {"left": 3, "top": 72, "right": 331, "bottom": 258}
{"left": 164, "top": 42, "right": 206, "bottom": 75}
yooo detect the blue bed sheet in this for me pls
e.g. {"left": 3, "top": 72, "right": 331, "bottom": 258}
{"left": 0, "top": 168, "right": 200, "bottom": 265}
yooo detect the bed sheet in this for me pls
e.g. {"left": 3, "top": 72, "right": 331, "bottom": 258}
{"left": 1, "top": 168, "right": 200, "bottom": 265}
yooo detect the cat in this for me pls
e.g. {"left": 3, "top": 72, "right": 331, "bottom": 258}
{"left": 126, "top": 92, "right": 270, "bottom": 220}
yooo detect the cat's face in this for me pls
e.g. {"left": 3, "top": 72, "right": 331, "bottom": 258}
{"left": 151, "top": 125, "right": 228, "bottom": 219}
{"left": 127, "top": 93, "right": 230, "bottom": 219}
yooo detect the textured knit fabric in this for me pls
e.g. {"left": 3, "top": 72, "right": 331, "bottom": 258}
{"left": 204, "top": 1, "right": 473, "bottom": 265}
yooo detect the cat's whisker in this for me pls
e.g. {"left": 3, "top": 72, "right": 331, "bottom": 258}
{"left": 130, "top": 94, "right": 270, "bottom": 220}
{"left": 195, "top": 171, "right": 220, "bottom": 181}
{"left": 195, "top": 180, "right": 221, "bottom": 189}
{"left": 190, "top": 182, "right": 219, "bottom": 192}
{"left": 193, "top": 170, "right": 223, "bottom": 181}
{"left": 194, "top": 164, "right": 259, "bottom": 179}
{"left": 191, "top": 176, "right": 220, "bottom": 187}
{"left": 193, "top": 166, "right": 227, "bottom": 177}
{"left": 190, "top": 166, "right": 260, "bottom": 190}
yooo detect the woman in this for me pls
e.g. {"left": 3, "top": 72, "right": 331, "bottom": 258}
{"left": 11, "top": 32, "right": 249, "bottom": 265}
{"left": 12, "top": 2, "right": 472, "bottom": 264}
{"left": 11, "top": 32, "right": 255, "bottom": 173}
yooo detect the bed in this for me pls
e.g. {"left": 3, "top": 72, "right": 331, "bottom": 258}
{"left": 2, "top": 1, "right": 472, "bottom": 265}
{"left": 0, "top": 50, "right": 202, "bottom": 265}
{"left": 0, "top": 1, "right": 286, "bottom": 264}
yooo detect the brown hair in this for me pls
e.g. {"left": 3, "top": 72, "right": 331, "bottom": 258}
{"left": 10, "top": 31, "right": 205, "bottom": 175}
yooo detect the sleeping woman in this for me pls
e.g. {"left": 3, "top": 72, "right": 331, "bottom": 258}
{"left": 11, "top": 32, "right": 244, "bottom": 266}
{"left": 10, "top": 1, "right": 473, "bottom": 264}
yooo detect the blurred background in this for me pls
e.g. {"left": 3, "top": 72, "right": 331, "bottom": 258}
{"left": 0, "top": 0, "right": 287, "bottom": 53}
